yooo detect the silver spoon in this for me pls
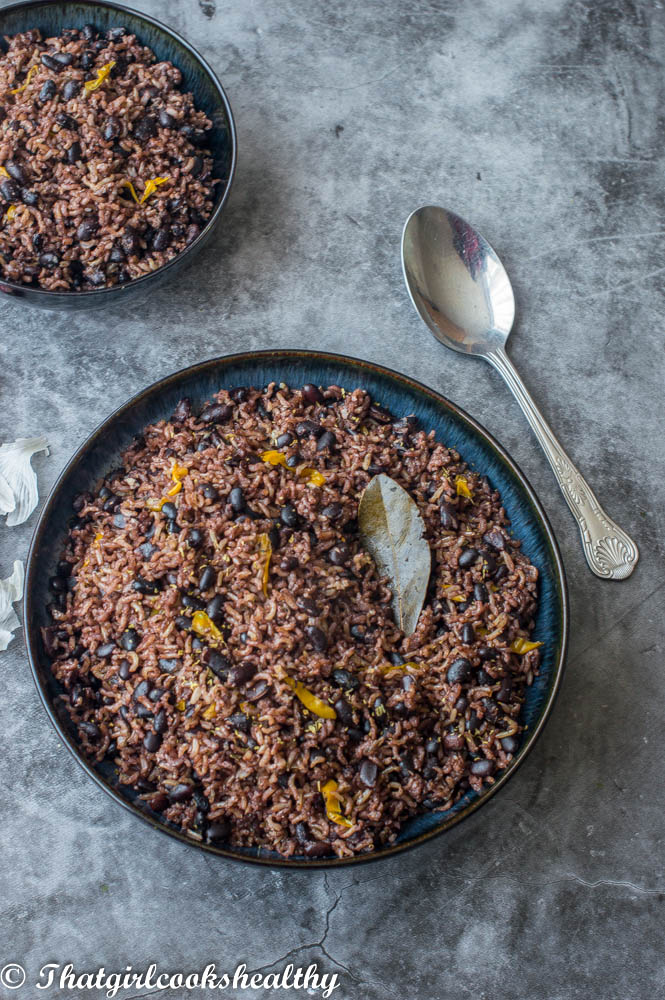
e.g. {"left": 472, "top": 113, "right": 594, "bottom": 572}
{"left": 401, "top": 205, "right": 638, "bottom": 580}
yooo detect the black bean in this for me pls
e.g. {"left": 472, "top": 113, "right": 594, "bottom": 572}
{"left": 200, "top": 401, "right": 233, "bottom": 424}
{"left": 82, "top": 24, "right": 98, "bottom": 41}
{"left": 500, "top": 735, "right": 519, "bottom": 754}
{"left": 497, "top": 677, "right": 512, "bottom": 702}
{"left": 117, "top": 628, "right": 139, "bottom": 653}
{"left": 482, "top": 697, "right": 499, "bottom": 722}
{"left": 56, "top": 560, "right": 72, "bottom": 578}
{"left": 228, "top": 712, "right": 250, "bottom": 733}
{"left": 158, "top": 658, "right": 179, "bottom": 675}
{"left": 206, "top": 819, "right": 231, "bottom": 843}
{"left": 332, "top": 668, "right": 359, "bottom": 691}
{"left": 245, "top": 679, "right": 268, "bottom": 702}
{"left": 5, "top": 159, "right": 28, "bottom": 185}
{"left": 467, "top": 710, "right": 482, "bottom": 732}
{"left": 494, "top": 565, "right": 509, "bottom": 583}
{"left": 478, "top": 645, "right": 496, "bottom": 661}
{"left": 470, "top": 759, "right": 495, "bottom": 777}
{"left": 79, "top": 51, "right": 95, "bottom": 70}
{"left": 368, "top": 402, "right": 393, "bottom": 424}
{"left": 447, "top": 657, "right": 472, "bottom": 684}
{"left": 458, "top": 548, "right": 479, "bottom": 568}
{"left": 359, "top": 759, "right": 378, "bottom": 787}
{"left": 388, "top": 651, "right": 405, "bottom": 666}
{"left": 316, "top": 430, "right": 336, "bottom": 451}
{"left": 186, "top": 223, "right": 201, "bottom": 244}
{"left": 39, "top": 79, "right": 57, "bottom": 102}
{"left": 205, "top": 594, "right": 224, "bottom": 623}
{"left": 107, "top": 26, "right": 127, "bottom": 40}
{"left": 161, "top": 502, "right": 177, "bottom": 520}
{"left": 143, "top": 731, "right": 162, "bottom": 752}
{"left": 70, "top": 683, "right": 84, "bottom": 708}
{"left": 474, "top": 583, "right": 488, "bottom": 603}
{"left": 41, "top": 53, "right": 63, "bottom": 72}
{"left": 49, "top": 575, "right": 66, "bottom": 593}
{"left": 285, "top": 452, "right": 300, "bottom": 469}
{"left": 280, "top": 504, "right": 300, "bottom": 528}
{"left": 483, "top": 530, "right": 506, "bottom": 551}
{"left": 304, "top": 625, "right": 327, "bottom": 652}
{"left": 133, "top": 115, "right": 157, "bottom": 143}
{"left": 229, "top": 487, "right": 245, "bottom": 512}
{"left": 102, "top": 115, "right": 121, "bottom": 141}
{"left": 121, "top": 225, "right": 140, "bottom": 254}
{"left": 138, "top": 541, "right": 158, "bottom": 561}
{"left": 334, "top": 697, "right": 354, "bottom": 726}
{"left": 117, "top": 660, "right": 131, "bottom": 681}
{"left": 158, "top": 108, "right": 177, "bottom": 128}
{"left": 439, "top": 501, "right": 458, "bottom": 530}
{"left": 477, "top": 668, "right": 493, "bottom": 686}
{"left": 268, "top": 525, "right": 280, "bottom": 551}
{"left": 107, "top": 244, "right": 125, "bottom": 264}
{"left": 80, "top": 721, "right": 100, "bottom": 739}
{"left": 293, "top": 820, "right": 310, "bottom": 844}
{"left": 76, "top": 217, "right": 98, "bottom": 241}
{"left": 202, "top": 648, "right": 230, "bottom": 680}
{"left": 190, "top": 154, "right": 204, "bottom": 177}
{"left": 198, "top": 565, "right": 215, "bottom": 591}
{"left": 0, "top": 178, "right": 20, "bottom": 202}
{"left": 56, "top": 111, "right": 78, "bottom": 131}
{"left": 67, "top": 141, "right": 82, "bottom": 163}
{"left": 187, "top": 528, "right": 203, "bottom": 548}
{"left": 153, "top": 708, "right": 167, "bottom": 734}
{"left": 52, "top": 51, "right": 74, "bottom": 67}
{"left": 462, "top": 623, "right": 475, "bottom": 645}
{"left": 20, "top": 188, "right": 38, "bottom": 206}
{"left": 297, "top": 596, "right": 321, "bottom": 616}
{"left": 302, "top": 383, "right": 324, "bottom": 405}
{"left": 96, "top": 642, "right": 115, "bottom": 658}
{"left": 444, "top": 728, "right": 465, "bottom": 750}
{"left": 321, "top": 503, "right": 343, "bottom": 521}
{"left": 228, "top": 661, "right": 257, "bottom": 687}
{"left": 133, "top": 680, "right": 151, "bottom": 702}
{"left": 275, "top": 432, "right": 294, "bottom": 448}
{"left": 328, "top": 544, "right": 350, "bottom": 566}
{"left": 182, "top": 593, "right": 205, "bottom": 611}
{"left": 62, "top": 78, "right": 82, "bottom": 100}
{"left": 295, "top": 419, "right": 321, "bottom": 438}
{"left": 349, "top": 624, "right": 368, "bottom": 641}
{"left": 152, "top": 226, "right": 170, "bottom": 252}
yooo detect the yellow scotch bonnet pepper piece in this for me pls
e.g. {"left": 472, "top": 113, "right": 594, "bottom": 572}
{"left": 84, "top": 61, "right": 115, "bottom": 93}
{"left": 285, "top": 676, "right": 336, "bottom": 719}
{"left": 510, "top": 638, "right": 544, "bottom": 655}
{"left": 258, "top": 532, "right": 272, "bottom": 596}
{"left": 192, "top": 610, "right": 224, "bottom": 643}
{"left": 455, "top": 475, "right": 473, "bottom": 500}
{"left": 9, "top": 65, "right": 38, "bottom": 94}
{"left": 261, "top": 449, "right": 289, "bottom": 468}
{"left": 321, "top": 779, "right": 354, "bottom": 828}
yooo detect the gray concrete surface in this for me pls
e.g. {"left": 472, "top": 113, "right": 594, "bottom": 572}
{"left": 1, "top": 0, "right": 664, "bottom": 997}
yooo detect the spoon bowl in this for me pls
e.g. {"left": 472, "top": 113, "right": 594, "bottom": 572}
{"left": 402, "top": 206, "right": 515, "bottom": 356}
{"left": 401, "top": 204, "right": 639, "bottom": 581}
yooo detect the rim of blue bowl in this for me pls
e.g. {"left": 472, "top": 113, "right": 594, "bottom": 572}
{"left": 24, "top": 349, "right": 569, "bottom": 868}
{"left": 0, "top": 0, "right": 237, "bottom": 301}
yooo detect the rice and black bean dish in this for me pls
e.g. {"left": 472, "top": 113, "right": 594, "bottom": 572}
{"left": 43, "top": 384, "right": 542, "bottom": 858}
{"left": 0, "top": 25, "right": 217, "bottom": 290}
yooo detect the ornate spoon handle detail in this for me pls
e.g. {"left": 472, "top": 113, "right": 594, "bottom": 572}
{"left": 487, "top": 347, "right": 639, "bottom": 580}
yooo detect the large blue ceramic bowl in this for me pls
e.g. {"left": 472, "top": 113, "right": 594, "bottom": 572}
{"left": 24, "top": 351, "right": 569, "bottom": 867}
{"left": 0, "top": 0, "right": 237, "bottom": 311}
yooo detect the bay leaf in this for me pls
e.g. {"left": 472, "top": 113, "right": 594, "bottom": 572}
{"left": 358, "top": 474, "right": 431, "bottom": 636}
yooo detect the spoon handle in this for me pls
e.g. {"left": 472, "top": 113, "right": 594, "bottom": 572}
{"left": 487, "top": 346, "right": 639, "bottom": 580}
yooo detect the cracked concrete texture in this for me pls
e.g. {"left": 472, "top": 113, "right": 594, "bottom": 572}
{"left": 1, "top": 0, "right": 664, "bottom": 997}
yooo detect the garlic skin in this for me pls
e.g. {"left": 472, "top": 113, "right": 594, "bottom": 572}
{"left": 0, "top": 437, "right": 49, "bottom": 526}
{"left": 0, "top": 560, "right": 24, "bottom": 651}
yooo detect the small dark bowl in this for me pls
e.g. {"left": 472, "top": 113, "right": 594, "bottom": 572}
{"left": 0, "top": 0, "right": 237, "bottom": 310}
{"left": 24, "top": 351, "right": 569, "bottom": 868}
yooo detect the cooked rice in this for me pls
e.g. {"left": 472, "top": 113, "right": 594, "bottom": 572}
{"left": 0, "top": 26, "right": 217, "bottom": 290}
{"left": 43, "top": 384, "right": 541, "bottom": 858}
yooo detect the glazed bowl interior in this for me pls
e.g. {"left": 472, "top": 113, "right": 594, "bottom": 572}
{"left": 0, "top": 0, "right": 236, "bottom": 310}
{"left": 24, "top": 350, "right": 568, "bottom": 867}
